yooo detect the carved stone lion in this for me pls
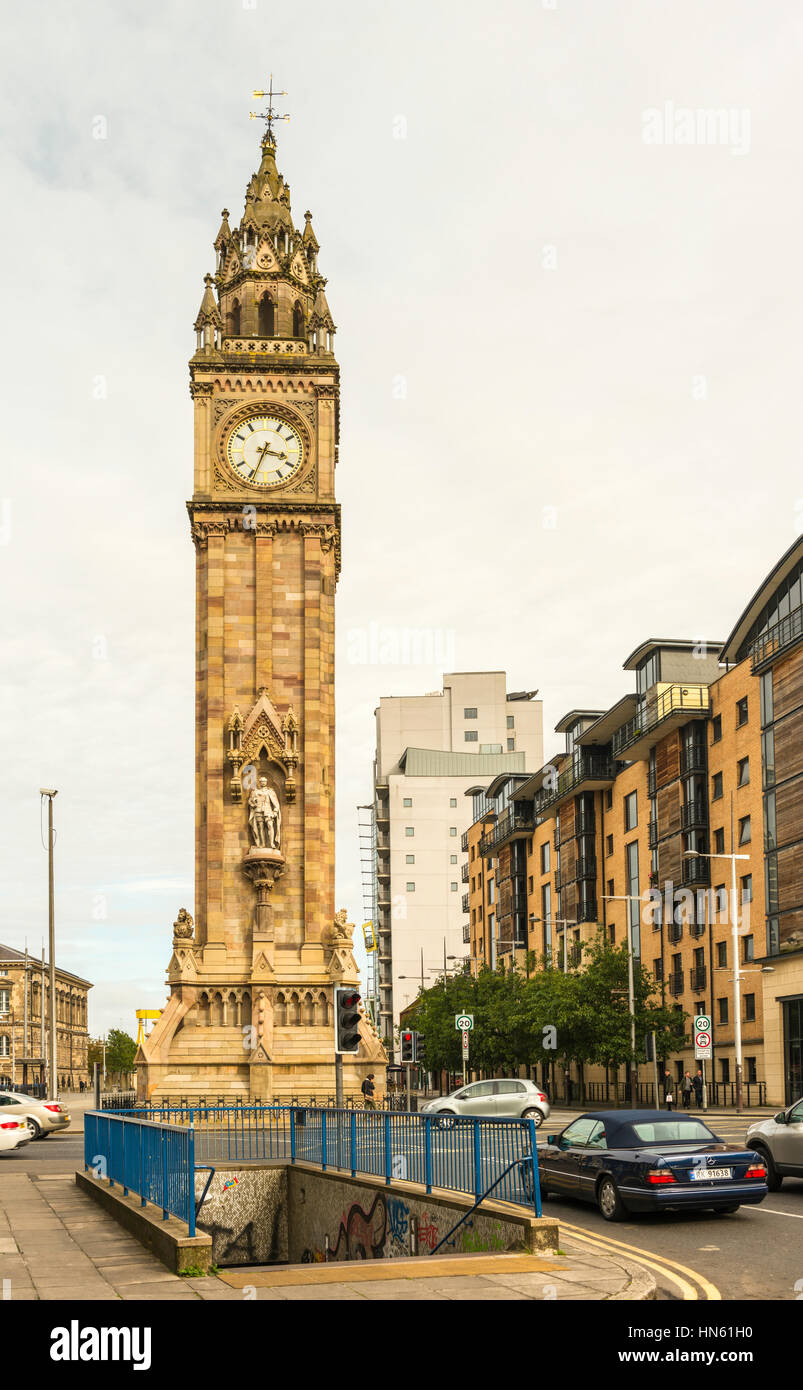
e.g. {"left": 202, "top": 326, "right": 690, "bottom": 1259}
{"left": 332, "top": 908, "right": 353, "bottom": 941}
{"left": 173, "top": 908, "right": 194, "bottom": 940}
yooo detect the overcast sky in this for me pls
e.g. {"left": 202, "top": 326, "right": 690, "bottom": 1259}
{"left": 1, "top": 0, "right": 801, "bottom": 1039}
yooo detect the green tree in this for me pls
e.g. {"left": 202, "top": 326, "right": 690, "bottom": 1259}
{"left": 104, "top": 1029, "right": 137, "bottom": 1081}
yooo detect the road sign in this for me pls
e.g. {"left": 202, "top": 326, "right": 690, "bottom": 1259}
{"left": 694, "top": 1013, "right": 712, "bottom": 1060}
{"left": 461, "top": 1028, "right": 469, "bottom": 1058}
{"left": 694, "top": 1014, "right": 711, "bottom": 1033}
{"left": 455, "top": 1014, "right": 474, "bottom": 1032}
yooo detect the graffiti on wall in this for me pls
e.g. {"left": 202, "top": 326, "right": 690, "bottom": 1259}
{"left": 300, "top": 1189, "right": 513, "bottom": 1263}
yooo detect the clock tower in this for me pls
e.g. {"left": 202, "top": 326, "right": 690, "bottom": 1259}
{"left": 138, "top": 118, "right": 386, "bottom": 1101}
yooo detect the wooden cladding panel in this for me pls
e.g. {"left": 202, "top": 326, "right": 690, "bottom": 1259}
{"left": 775, "top": 775, "right": 803, "bottom": 846}
{"left": 772, "top": 647, "right": 803, "bottom": 721}
{"left": 778, "top": 842, "right": 803, "bottom": 914}
{"left": 775, "top": 707, "right": 803, "bottom": 783}
{"left": 655, "top": 730, "right": 682, "bottom": 788}
{"left": 657, "top": 781, "right": 682, "bottom": 839}
{"left": 658, "top": 834, "right": 682, "bottom": 885}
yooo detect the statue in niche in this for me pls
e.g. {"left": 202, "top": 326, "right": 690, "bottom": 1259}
{"left": 248, "top": 777, "right": 282, "bottom": 850}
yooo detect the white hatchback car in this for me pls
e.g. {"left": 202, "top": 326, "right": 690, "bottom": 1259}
{"left": 421, "top": 1079, "right": 551, "bottom": 1126}
{"left": 0, "top": 1117, "right": 32, "bottom": 1154}
{"left": 0, "top": 1092, "right": 71, "bottom": 1140}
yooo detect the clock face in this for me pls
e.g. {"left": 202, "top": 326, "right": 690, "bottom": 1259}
{"left": 225, "top": 414, "right": 304, "bottom": 487}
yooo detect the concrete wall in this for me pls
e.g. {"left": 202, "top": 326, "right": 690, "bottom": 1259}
{"left": 193, "top": 1161, "right": 554, "bottom": 1266}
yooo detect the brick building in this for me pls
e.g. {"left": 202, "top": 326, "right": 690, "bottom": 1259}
{"left": 464, "top": 537, "right": 803, "bottom": 1107}
{"left": 0, "top": 946, "right": 91, "bottom": 1092}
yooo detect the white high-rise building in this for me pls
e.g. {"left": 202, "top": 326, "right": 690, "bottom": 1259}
{"left": 372, "top": 673, "right": 543, "bottom": 1053}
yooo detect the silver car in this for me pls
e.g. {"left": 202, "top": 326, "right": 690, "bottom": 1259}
{"left": 747, "top": 1097, "right": 803, "bottom": 1191}
{"left": 420, "top": 1079, "right": 551, "bottom": 1127}
{"left": 0, "top": 1092, "right": 71, "bottom": 1140}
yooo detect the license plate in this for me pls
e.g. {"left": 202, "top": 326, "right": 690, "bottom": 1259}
{"left": 691, "top": 1167, "right": 732, "bottom": 1180}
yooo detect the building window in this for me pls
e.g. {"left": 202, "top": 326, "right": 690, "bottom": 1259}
{"left": 745, "top": 1056, "right": 757, "bottom": 1083}
{"left": 738, "top": 757, "right": 750, "bottom": 787}
{"left": 743, "top": 934, "right": 754, "bottom": 962}
{"left": 717, "top": 941, "right": 727, "bottom": 968}
{"left": 541, "top": 842, "right": 550, "bottom": 874}
{"left": 712, "top": 772, "right": 723, "bottom": 800}
{"left": 451, "top": 882, "right": 458, "bottom": 892}
{"left": 606, "top": 834, "right": 613, "bottom": 857}
{"left": 464, "top": 730, "right": 478, "bottom": 742}
{"left": 464, "top": 707, "right": 477, "bottom": 719}
{"left": 760, "top": 672, "right": 774, "bottom": 727}
{"left": 527, "top": 838, "right": 533, "bottom": 855}
{"left": 528, "top": 876, "right": 534, "bottom": 893}
{"left": 507, "top": 738, "right": 515, "bottom": 751}
{"left": 744, "top": 993, "right": 756, "bottom": 1022}
{"left": 506, "top": 715, "right": 515, "bottom": 729}
{"left": 450, "top": 854, "right": 457, "bottom": 864}
{"left": 736, "top": 696, "right": 749, "bottom": 726}
{"left": 0, "top": 989, "right": 8, "bottom": 1015}
{"left": 720, "top": 1058, "right": 730, "bottom": 1084}
{"left": 450, "top": 827, "right": 457, "bottom": 837}
{"left": 654, "top": 958, "right": 663, "bottom": 980}
{"left": 712, "top": 715, "right": 722, "bottom": 742}
{"left": 403, "top": 797, "right": 412, "bottom": 807}
{"left": 488, "top": 880, "right": 495, "bottom": 904}
{"left": 450, "top": 798, "right": 457, "bottom": 808}
{"left": 718, "top": 997, "right": 729, "bottom": 1025}
{"left": 714, "top": 828, "right": 725, "bottom": 854}
{"left": 606, "top": 788, "right": 613, "bottom": 810}
{"left": 624, "top": 791, "right": 638, "bottom": 832}
{"left": 738, "top": 815, "right": 751, "bottom": 845}
{"left": 695, "top": 1000, "right": 705, "bottom": 1016}
{"left": 741, "top": 874, "right": 753, "bottom": 904}
{"left": 406, "top": 882, "right": 416, "bottom": 892}
{"left": 406, "top": 854, "right": 415, "bottom": 864}
{"left": 405, "top": 827, "right": 414, "bottom": 837}
{"left": 762, "top": 729, "right": 776, "bottom": 787}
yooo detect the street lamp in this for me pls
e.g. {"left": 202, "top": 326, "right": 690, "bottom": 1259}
{"left": 602, "top": 895, "right": 641, "bottom": 1108}
{"left": 39, "top": 789, "right": 58, "bottom": 1101}
{"left": 682, "top": 848, "right": 750, "bottom": 1113}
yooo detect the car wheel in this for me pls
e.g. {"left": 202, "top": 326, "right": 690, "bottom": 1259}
{"left": 597, "top": 1176, "right": 627, "bottom": 1222}
{"left": 25, "top": 1118, "right": 41, "bottom": 1140}
{"left": 712, "top": 1205, "right": 740, "bottom": 1215}
{"left": 522, "top": 1107, "right": 544, "bottom": 1128}
{"left": 755, "top": 1148, "right": 782, "bottom": 1192}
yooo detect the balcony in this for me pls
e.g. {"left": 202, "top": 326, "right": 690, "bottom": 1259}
{"left": 533, "top": 752, "right": 616, "bottom": 819}
{"left": 668, "top": 973, "right": 685, "bottom": 997}
{"left": 681, "top": 745, "right": 707, "bottom": 775}
{"left": 667, "top": 921, "right": 683, "bottom": 944}
{"left": 576, "top": 901, "right": 598, "bottom": 924}
{"left": 648, "top": 819, "right": 659, "bottom": 848}
{"left": 567, "top": 855, "right": 596, "bottom": 884}
{"left": 554, "top": 864, "right": 562, "bottom": 890}
{"left": 751, "top": 602, "right": 803, "bottom": 673}
{"left": 689, "top": 966, "right": 707, "bottom": 990}
{"left": 682, "top": 855, "right": 711, "bottom": 887}
{"left": 462, "top": 893, "right": 470, "bottom": 913}
{"left": 681, "top": 800, "right": 708, "bottom": 830}
{"left": 461, "top": 862, "right": 469, "bottom": 883}
{"left": 611, "top": 685, "right": 711, "bottom": 762}
{"left": 478, "top": 807, "right": 536, "bottom": 857}
{"left": 648, "top": 768, "right": 657, "bottom": 797}
{"left": 689, "top": 921, "right": 707, "bottom": 938}
{"left": 376, "top": 801, "right": 389, "bottom": 825}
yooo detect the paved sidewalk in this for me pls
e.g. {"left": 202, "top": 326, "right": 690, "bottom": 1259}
{"left": 0, "top": 1171, "right": 653, "bottom": 1302}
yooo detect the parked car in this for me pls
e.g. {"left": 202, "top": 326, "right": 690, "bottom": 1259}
{"left": 0, "top": 1091, "right": 71, "bottom": 1139}
{"left": 0, "top": 1118, "right": 32, "bottom": 1154}
{"left": 531, "top": 1109, "right": 768, "bottom": 1221}
{"left": 747, "top": 1097, "right": 803, "bottom": 1191}
{"left": 420, "top": 1079, "right": 551, "bottom": 1126}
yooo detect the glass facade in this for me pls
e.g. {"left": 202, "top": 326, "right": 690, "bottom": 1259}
{"left": 736, "top": 557, "right": 803, "bottom": 661}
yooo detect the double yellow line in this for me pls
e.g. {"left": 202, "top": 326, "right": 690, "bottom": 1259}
{"left": 560, "top": 1220, "right": 721, "bottom": 1301}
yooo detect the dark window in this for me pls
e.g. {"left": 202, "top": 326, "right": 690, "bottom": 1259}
{"left": 714, "top": 828, "right": 725, "bottom": 854}
{"left": 624, "top": 791, "right": 638, "bottom": 832}
{"left": 762, "top": 729, "right": 776, "bottom": 787}
{"left": 744, "top": 994, "right": 756, "bottom": 1022}
{"left": 745, "top": 1056, "right": 757, "bottom": 1083}
{"left": 506, "top": 715, "right": 515, "bottom": 729}
{"left": 736, "top": 696, "right": 749, "bottom": 726}
{"left": 741, "top": 874, "right": 753, "bottom": 904}
{"left": 718, "top": 996, "right": 729, "bottom": 1024}
{"left": 293, "top": 301, "right": 305, "bottom": 337}
{"left": 258, "top": 294, "right": 275, "bottom": 335}
{"left": 760, "top": 672, "right": 774, "bottom": 727}
{"left": 739, "top": 815, "right": 751, "bottom": 845}
{"left": 507, "top": 738, "right": 515, "bottom": 751}
{"left": 464, "top": 730, "right": 478, "bottom": 742}
{"left": 712, "top": 715, "right": 722, "bottom": 743}
{"left": 738, "top": 757, "right": 750, "bottom": 787}
{"left": 606, "top": 834, "right": 614, "bottom": 857}
{"left": 712, "top": 772, "right": 723, "bottom": 799}
{"left": 743, "top": 934, "right": 754, "bottom": 962}
{"left": 717, "top": 941, "right": 727, "bottom": 967}
{"left": 607, "top": 879, "right": 614, "bottom": 899}
{"left": 541, "top": 843, "right": 550, "bottom": 874}
{"left": 606, "top": 789, "right": 613, "bottom": 810}
{"left": 720, "top": 1057, "right": 730, "bottom": 1083}
{"left": 464, "top": 707, "right": 478, "bottom": 719}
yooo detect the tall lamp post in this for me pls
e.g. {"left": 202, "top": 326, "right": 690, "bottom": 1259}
{"left": 40, "top": 789, "right": 58, "bottom": 1100}
{"left": 682, "top": 848, "right": 751, "bottom": 1113}
{"left": 602, "top": 894, "right": 642, "bottom": 1109}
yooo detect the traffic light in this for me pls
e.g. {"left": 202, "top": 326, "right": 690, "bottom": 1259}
{"left": 414, "top": 1032, "right": 426, "bottom": 1066}
{"left": 400, "top": 1030, "right": 414, "bottom": 1063}
{"left": 335, "top": 987, "right": 361, "bottom": 1054}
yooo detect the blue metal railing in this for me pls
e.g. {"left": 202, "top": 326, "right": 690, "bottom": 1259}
{"left": 84, "top": 1111, "right": 196, "bottom": 1236}
{"left": 103, "top": 1106, "right": 541, "bottom": 1219}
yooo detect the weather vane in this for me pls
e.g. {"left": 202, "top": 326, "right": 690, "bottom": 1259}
{"left": 250, "top": 75, "right": 290, "bottom": 142}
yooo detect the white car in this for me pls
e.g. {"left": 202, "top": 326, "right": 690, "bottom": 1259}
{"left": 0, "top": 1091, "right": 71, "bottom": 1139}
{"left": 0, "top": 1117, "right": 32, "bottom": 1153}
{"left": 420, "top": 1079, "right": 551, "bottom": 1126}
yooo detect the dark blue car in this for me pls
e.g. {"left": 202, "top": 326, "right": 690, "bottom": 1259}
{"left": 532, "top": 1109, "right": 768, "bottom": 1221}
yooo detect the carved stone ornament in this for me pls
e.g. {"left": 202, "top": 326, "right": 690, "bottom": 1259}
{"left": 228, "top": 688, "right": 301, "bottom": 805}
{"left": 173, "top": 908, "right": 194, "bottom": 941}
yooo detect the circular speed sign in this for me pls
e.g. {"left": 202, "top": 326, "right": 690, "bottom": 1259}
{"left": 455, "top": 1013, "right": 474, "bottom": 1032}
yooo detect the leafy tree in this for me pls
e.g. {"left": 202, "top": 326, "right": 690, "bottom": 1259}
{"left": 104, "top": 1029, "right": 137, "bottom": 1081}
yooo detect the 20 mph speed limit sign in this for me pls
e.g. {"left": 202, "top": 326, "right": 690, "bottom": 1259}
{"left": 694, "top": 1014, "right": 712, "bottom": 1060}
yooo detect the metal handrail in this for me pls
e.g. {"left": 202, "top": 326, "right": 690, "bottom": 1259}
{"left": 612, "top": 686, "right": 710, "bottom": 757}
{"left": 430, "top": 1141, "right": 541, "bottom": 1255}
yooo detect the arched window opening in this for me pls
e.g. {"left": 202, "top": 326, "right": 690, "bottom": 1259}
{"left": 293, "top": 301, "right": 305, "bottom": 338}
{"left": 227, "top": 298, "right": 241, "bottom": 337}
{"left": 258, "top": 294, "right": 275, "bottom": 336}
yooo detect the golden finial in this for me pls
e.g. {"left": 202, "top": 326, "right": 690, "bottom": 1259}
{"left": 249, "top": 75, "right": 290, "bottom": 143}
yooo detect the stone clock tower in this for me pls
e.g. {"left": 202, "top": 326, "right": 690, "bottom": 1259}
{"left": 138, "top": 122, "right": 386, "bottom": 1101}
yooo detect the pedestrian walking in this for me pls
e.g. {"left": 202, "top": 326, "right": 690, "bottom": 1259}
{"left": 693, "top": 1069, "right": 704, "bottom": 1107}
{"left": 361, "top": 1073, "right": 377, "bottom": 1110}
{"left": 662, "top": 1070, "right": 674, "bottom": 1112}
{"left": 681, "top": 1071, "right": 694, "bottom": 1109}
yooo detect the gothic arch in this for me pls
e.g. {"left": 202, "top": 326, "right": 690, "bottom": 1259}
{"left": 258, "top": 293, "right": 275, "bottom": 336}
{"left": 274, "top": 992, "right": 287, "bottom": 1026}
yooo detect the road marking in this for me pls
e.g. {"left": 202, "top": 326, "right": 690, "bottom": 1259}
{"left": 757, "top": 1206, "right": 803, "bottom": 1219}
{"left": 558, "top": 1220, "right": 722, "bottom": 1301}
